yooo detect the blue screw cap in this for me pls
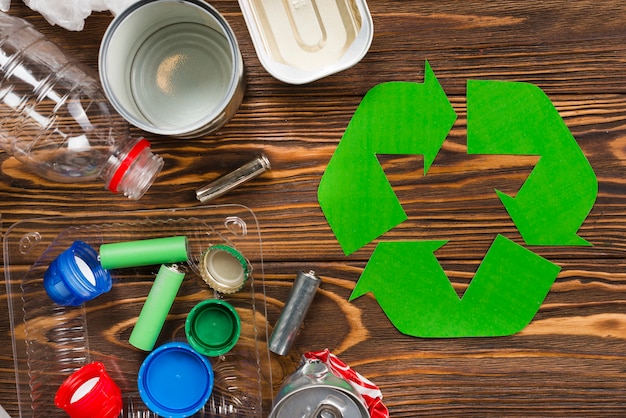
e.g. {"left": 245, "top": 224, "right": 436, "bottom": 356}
{"left": 44, "top": 240, "right": 112, "bottom": 306}
{"left": 138, "top": 342, "right": 214, "bottom": 418}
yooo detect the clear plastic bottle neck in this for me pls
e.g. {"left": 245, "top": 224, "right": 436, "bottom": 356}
{"left": 102, "top": 137, "right": 163, "bottom": 200}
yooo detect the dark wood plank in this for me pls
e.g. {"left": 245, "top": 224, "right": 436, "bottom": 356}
{"left": 1, "top": 1, "right": 626, "bottom": 416}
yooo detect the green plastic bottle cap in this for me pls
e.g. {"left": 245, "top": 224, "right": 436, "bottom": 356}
{"left": 199, "top": 245, "right": 248, "bottom": 294}
{"left": 99, "top": 236, "right": 189, "bottom": 270}
{"left": 185, "top": 299, "right": 241, "bottom": 357}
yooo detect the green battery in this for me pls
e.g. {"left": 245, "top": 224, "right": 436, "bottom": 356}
{"left": 129, "top": 264, "right": 186, "bottom": 351}
{"left": 99, "top": 236, "right": 188, "bottom": 269}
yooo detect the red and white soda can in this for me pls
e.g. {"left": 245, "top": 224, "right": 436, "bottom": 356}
{"left": 269, "top": 349, "right": 389, "bottom": 418}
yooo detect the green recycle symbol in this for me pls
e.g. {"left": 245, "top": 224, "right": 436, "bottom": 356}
{"left": 317, "top": 61, "right": 597, "bottom": 338}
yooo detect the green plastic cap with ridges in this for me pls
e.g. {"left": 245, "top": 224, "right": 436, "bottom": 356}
{"left": 185, "top": 299, "right": 241, "bottom": 356}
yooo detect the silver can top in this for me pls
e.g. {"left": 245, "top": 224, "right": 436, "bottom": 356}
{"left": 269, "top": 358, "right": 369, "bottom": 418}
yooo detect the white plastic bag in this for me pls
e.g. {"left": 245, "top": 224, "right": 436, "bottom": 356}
{"left": 22, "top": 0, "right": 139, "bottom": 31}
{"left": 24, "top": 0, "right": 92, "bottom": 30}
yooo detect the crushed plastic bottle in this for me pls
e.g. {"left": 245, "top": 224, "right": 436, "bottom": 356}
{"left": 0, "top": 12, "right": 163, "bottom": 199}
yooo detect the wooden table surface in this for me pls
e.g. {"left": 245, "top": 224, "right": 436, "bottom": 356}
{"left": 1, "top": 1, "right": 626, "bottom": 416}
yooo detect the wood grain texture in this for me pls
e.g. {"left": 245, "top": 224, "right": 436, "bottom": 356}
{"left": 1, "top": 0, "right": 626, "bottom": 416}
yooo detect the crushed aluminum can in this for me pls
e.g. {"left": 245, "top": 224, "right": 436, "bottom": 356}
{"left": 269, "top": 349, "right": 389, "bottom": 418}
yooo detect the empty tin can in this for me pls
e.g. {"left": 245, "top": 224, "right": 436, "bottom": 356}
{"left": 269, "top": 354, "right": 369, "bottom": 418}
{"left": 99, "top": 0, "right": 245, "bottom": 137}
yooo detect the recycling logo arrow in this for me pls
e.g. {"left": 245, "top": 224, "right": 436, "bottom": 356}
{"left": 467, "top": 79, "right": 597, "bottom": 246}
{"left": 318, "top": 63, "right": 457, "bottom": 256}
{"left": 317, "top": 61, "right": 597, "bottom": 338}
{"left": 350, "top": 236, "right": 560, "bottom": 337}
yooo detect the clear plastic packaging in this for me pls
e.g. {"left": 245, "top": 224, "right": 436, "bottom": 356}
{"left": 0, "top": 13, "right": 163, "bottom": 199}
{"left": 4, "top": 205, "right": 272, "bottom": 417}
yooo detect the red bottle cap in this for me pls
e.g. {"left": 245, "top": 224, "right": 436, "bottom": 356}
{"left": 54, "top": 361, "right": 123, "bottom": 418}
{"left": 108, "top": 137, "right": 151, "bottom": 193}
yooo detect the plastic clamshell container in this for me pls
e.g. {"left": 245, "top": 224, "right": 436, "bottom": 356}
{"left": 4, "top": 205, "right": 272, "bottom": 417}
{"left": 238, "top": 0, "right": 373, "bottom": 84}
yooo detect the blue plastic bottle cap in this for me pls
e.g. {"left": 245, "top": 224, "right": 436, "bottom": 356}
{"left": 43, "top": 240, "right": 112, "bottom": 306}
{"left": 138, "top": 342, "right": 214, "bottom": 418}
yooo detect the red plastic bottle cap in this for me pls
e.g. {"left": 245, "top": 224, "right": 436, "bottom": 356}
{"left": 108, "top": 137, "right": 151, "bottom": 193}
{"left": 54, "top": 361, "right": 123, "bottom": 418}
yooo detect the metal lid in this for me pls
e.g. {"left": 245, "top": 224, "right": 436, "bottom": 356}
{"left": 270, "top": 386, "right": 369, "bottom": 418}
{"left": 199, "top": 244, "right": 249, "bottom": 293}
{"left": 270, "top": 358, "right": 370, "bottom": 418}
{"left": 238, "top": 0, "right": 373, "bottom": 84}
